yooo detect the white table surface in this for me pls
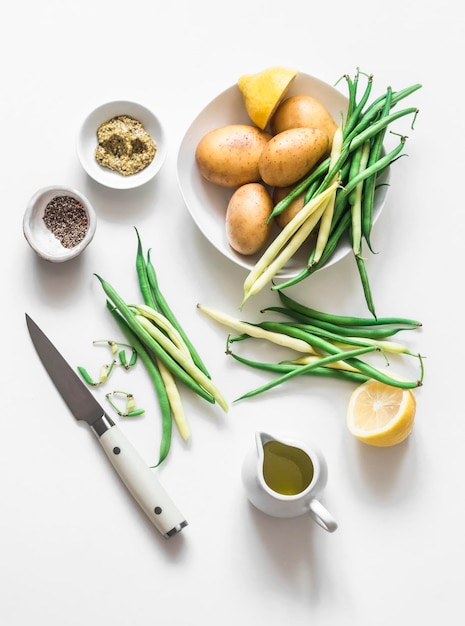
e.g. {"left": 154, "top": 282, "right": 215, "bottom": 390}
{"left": 2, "top": 1, "right": 463, "bottom": 624}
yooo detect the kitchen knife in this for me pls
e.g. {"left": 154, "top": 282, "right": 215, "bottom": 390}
{"left": 25, "top": 313, "right": 188, "bottom": 538}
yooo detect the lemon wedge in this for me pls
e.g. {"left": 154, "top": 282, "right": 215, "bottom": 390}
{"left": 347, "top": 379, "right": 416, "bottom": 447}
{"left": 238, "top": 67, "right": 298, "bottom": 130}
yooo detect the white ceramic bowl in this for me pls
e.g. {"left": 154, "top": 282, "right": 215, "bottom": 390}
{"left": 23, "top": 185, "right": 97, "bottom": 262}
{"left": 76, "top": 100, "right": 167, "bottom": 189}
{"left": 177, "top": 73, "right": 390, "bottom": 278}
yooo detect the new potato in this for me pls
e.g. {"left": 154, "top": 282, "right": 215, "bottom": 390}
{"left": 270, "top": 95, "right": 338, "bottom": 144}
{"left": 226, "top": 183, "right": 274, "bottom": 255}
{"left": 259, "top": 127, "right": 329, "bottom": 187}
{"left": 195, "top": 124, "right": 271, "bottom": 187}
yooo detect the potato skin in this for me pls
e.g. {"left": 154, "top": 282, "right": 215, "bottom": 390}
{"left": 226, "top": 183, "right": 274, "bottom": 255}
{"left": 270, "top": 95, "right": 338, "bottom": 144}
{"left": 259, "top": 127, "right": 329, "bottom": 187}
{"left": 195, "top": 124, "right": 271, "bottom": 187}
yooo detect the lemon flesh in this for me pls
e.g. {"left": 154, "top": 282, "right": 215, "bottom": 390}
{"left": 238, "top": 67, "right": 298, "bottom": 130}
{"left": 347, "top": 380, "right": 416, "bottom": 447}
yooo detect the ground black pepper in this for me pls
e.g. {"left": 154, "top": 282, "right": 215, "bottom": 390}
{"left": 43, "top": 195, "right": 89, "bottom": 248}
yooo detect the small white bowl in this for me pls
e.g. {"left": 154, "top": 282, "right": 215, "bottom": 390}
{"left": 23, "top": 185, "right": 97, "bottom": 262}
{"left": 76, "top": 100, "right": 167, "bottom": 189}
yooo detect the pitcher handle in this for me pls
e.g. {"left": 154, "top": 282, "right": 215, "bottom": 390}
{"left": 307, "top": 497, "right": 338, "bottom": 533}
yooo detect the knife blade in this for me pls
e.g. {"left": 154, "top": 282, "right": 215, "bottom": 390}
{"left": 25, "top": 313, "right": 188, "bottom": 538}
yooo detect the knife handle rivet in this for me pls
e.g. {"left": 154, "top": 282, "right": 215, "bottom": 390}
{"left": 154, "top": 506, "right": 162, "bottom": 515}
{"left": 113, "top": 447, "right": 121, "bottom": 455}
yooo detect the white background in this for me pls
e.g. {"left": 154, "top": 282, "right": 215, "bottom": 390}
{"left": 2, "top": 1, "right": 463, "bottom": 624}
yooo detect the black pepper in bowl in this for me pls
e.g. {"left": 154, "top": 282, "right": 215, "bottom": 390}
{"left": 43, "top": 195, "right": 89, "bottom": 248}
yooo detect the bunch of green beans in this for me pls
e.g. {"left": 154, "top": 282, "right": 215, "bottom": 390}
{"left": 96, "top": 229, "right": 228, "bottom": 466}
{"left": 198, "top": 290, "right": 424, "bottom": 402}
{"left": 243, "top": 69, "right": 422, "bottom": 317}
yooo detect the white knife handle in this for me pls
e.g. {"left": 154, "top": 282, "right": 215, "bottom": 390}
{"left": 92, "top": 415, "right": 187, "bottom": 538}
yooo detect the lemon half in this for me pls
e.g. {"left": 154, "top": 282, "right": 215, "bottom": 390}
{"left": 347, "top": 379, "right": 416, "bottom": 447}
{"left": 238, "top": 66, "right": 298, "bottom": 130}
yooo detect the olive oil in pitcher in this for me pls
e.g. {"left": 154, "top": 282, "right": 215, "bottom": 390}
{"left": 262, "top": 440, "right": 314, "bottom": 496}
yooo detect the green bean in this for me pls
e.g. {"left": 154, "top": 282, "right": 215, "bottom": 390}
{"left": 134, "top": 227, "right": 157, "bottom": 310}
{"left": 242, "top": 182, "right": 339, "bottom": 305}
{"left": 276, "top": 290, "right": 421, "bottom": 327}
{"left": 362, "top": 87, "right": 393, "bottom": 250}
{"left": 304, "top": 179, "right": 322, "bottom": 204}
{"left": 269, "top": 85, "right": 418, "bottom": 225}
{"left": 133, "top": 231, "right": 201, "bottom": 442}
{"left": 254, "top": 320, "right": 415, "bottom": 355}
{"left": 347, "top": 84, "right": 422, "bottom": 142}
{"left": 343, "top": 71, "right": 373, "bottom": 138}
{"left": 343, "top": 137, "right": 406, "bottom": 201}
{"left": 312, "top": 124, "right": 343, "bottom": 265}
{"left": 135, "top": 314, "right": 228, "bottom": 411}
{"left": 347, "top": 142, "right": 365, "bottom": 205}
{"left": 349, "top": 140, "right": 371, "bottom": 256}
{"left": 131, "top": 304, "right": 194, "bottom": 361}
{"left": 242, "top": 72, "right": 421, "bottom": 314}
{"left": 240, "top": 326, "right": 422, "bottom": 394}
{"left": 287, "top": 354, "right": 360, "bottom": 372}
{"left": 250, "top": 320, "right": 411, "bottom": 357}
{"left": 145, "top": 249, "right": 211, "bottom": 378}
{"left": 107, "top": 301, "right": 172, "bottom": 467}
{"left": 268, "top": 158, "right": 331, "bottom": 220}
{"left": 348, "top": 107, "right": 417, "bottom": 153}
{"left": 319, "top": 92, "right": 407, "bottom": 195}
{"left": 261, "top": 306, "right": 415, "bottom": 339}
{"left": 246, "top": 320, "right": 344, "bottom": 354}
{"left": 156, "top": 357, "right": 191, "bottom": 442}
{"left": 272, "top": 211, "right": 352, "bottom": 291}
{"left": 233, "top": 345, "right": 379, "bottom": 401}
{"left": 354, "top": 253, "right": 376, "bottom": 318}
{"left": 95, "top": 274, "right": 219, "bottom": 406}
{"left": 227, "top": 349, "right": 370, "bottom": 384}
{"left": 338, "top": 73, "right": 356, "bottom": 121}
{"left": 134, "top": 229, "right": 211, "bottom": 379}
{"left": 197, "top": 303, "right": 319, "bottom": 354}
{"left": 242, "top": 198, "right": 329, "bottom": 306}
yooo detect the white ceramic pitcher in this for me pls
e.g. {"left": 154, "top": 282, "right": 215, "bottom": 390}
{"left": 242, "top": 431, "right": 338, "bottom": 533}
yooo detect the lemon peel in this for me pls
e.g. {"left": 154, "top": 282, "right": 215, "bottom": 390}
{"left": 347, "top": 379, "right": 416, "bottom": 447}
{"left": 238, "top": 67, "right": 298, "bottom": 130}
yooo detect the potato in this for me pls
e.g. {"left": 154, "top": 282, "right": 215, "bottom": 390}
{"left": 270, "top": 95, "right": 338, "bottom": 144}
{"left": 273, "top": 184, "right": 306, "bottom": 229}
{"left": 226, "top": 183, "right": 274, "bottom": 255}
{"left": 195, "top": 124, "right": 271, "bottom": 187}
{"left": 258, "top": 127, "right": 328, "bottom": 187}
